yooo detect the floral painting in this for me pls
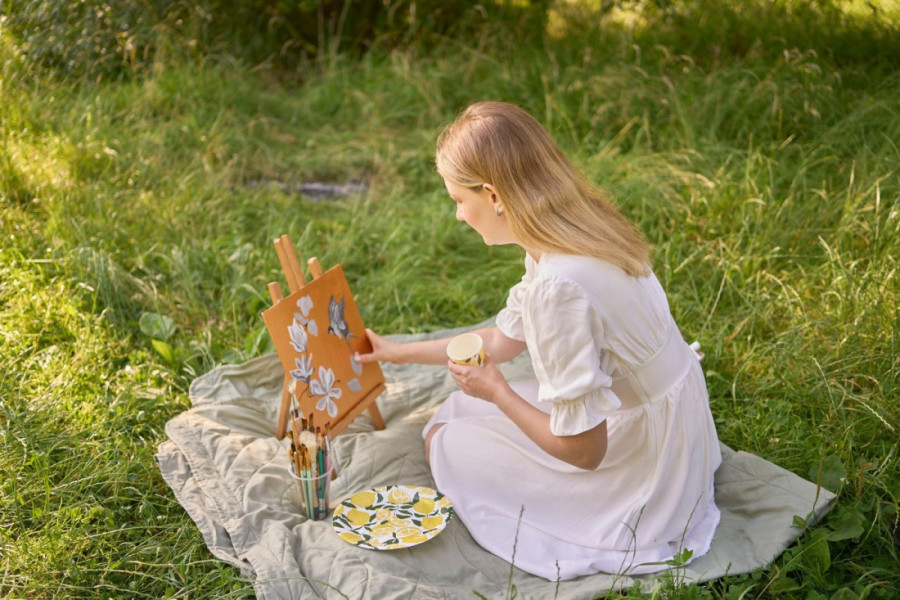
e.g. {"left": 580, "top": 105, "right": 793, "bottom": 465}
{"left": 285, "top": 293, "right": 363, "bottom": 418}
{"left": 261, "top": 264, "right": 385, "bottom": 435}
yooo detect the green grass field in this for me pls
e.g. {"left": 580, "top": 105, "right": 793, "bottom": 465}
{"left": 1, "top": 0, "right": 898, "bottom": 597}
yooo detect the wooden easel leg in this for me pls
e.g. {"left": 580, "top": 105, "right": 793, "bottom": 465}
{"left": 368, "top": 403, "right": 386, "bottom": 431}
{"left": 275, "top": 374, "right": 292, "bottom": 440}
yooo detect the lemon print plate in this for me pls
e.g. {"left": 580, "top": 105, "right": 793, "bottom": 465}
{"left": 332, "top": 485, "right": 453, "bottom": 550}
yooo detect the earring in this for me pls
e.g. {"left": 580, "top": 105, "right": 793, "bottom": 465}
{"left": 495, "top": 208, "right": 504, "bottom": 217}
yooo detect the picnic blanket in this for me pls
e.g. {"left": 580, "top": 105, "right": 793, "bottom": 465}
{"left": 156, "top": 325, "right": 836, "bottom": 599}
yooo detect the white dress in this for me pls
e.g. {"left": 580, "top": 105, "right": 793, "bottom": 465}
{"left": 424, "top": 253, "right": 721, "bottom": 581}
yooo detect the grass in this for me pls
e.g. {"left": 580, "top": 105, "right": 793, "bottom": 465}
{"left": 1, "top": 0, "right": 898, "bottom": 597}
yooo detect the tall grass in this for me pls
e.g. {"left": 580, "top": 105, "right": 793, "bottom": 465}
{"left": 2, "top": 0, "right": 898, "bottom": 597}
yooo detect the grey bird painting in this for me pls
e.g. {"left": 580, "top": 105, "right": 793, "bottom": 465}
{"left": 327, "top": 295, "right": 354, "bottom": 347}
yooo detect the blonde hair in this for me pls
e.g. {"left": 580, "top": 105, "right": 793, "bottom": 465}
{"left": 436, "top": 101, "right": 650, "bottom": 277}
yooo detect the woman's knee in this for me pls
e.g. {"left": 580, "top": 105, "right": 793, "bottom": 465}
{"left": 423, "top": 422, "right": 446, "bottom": 466}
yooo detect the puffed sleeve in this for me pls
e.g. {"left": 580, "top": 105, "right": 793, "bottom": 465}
{"left": 526, "top": 276, "right": 622, "bottom": 436}
{"left": 495, "top": 255, "right": 536, "bottom": 341}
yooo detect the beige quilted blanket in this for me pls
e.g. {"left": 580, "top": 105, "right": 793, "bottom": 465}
{"left": 156, "top": 326, "right": 835, "bottom": 599}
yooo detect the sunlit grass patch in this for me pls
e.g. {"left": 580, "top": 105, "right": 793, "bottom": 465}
{"left": 1, "top": 0, "right": 898, "bottom": 597}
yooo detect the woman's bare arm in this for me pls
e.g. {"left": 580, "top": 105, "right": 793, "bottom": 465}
{"left": 448, "top": 359, "right": 608, "bottom": 470}
{"left": 492, "top": 384, "right": 608, "bottom": 470}
{"left": 356, "top": 326, "right": 526, "bottom": 366}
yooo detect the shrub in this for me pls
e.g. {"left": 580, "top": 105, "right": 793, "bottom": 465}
{"left": 2, "top": 0, "right": 552, "bottom": 79}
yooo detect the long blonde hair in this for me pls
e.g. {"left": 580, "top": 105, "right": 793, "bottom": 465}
{"left": 436, "top": 101, "right": 650, "bottom": 277}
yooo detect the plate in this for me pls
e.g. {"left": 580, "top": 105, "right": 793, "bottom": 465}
{"left": 332, "top": 485, "right": 453, "bottom": 550}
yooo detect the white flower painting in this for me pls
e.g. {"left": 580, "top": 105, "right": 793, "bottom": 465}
{"left": 288, "top": 320, "right": 308, "bottom": 353}
{"left": 311, "top": 366, "right": 342, "bottom": 418}
{"left": 297, "top": 295, "right": 313, "bottom": 317}
{"left": 294, "top": 295, "right": 318, "bottom": 337}
{"left": 285, "top": 294, "right": 357, "bottom": 420}
{"left": 291, "top": 354, "right": 314, "bottom": 383}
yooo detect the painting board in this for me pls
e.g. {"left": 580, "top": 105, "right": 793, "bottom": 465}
{"left": 261, "top": 263, "right": 385, "bottom": 438}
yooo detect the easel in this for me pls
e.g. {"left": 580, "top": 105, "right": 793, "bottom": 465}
{"left": 263, "top": 234, "right": 386, "bottom": 441}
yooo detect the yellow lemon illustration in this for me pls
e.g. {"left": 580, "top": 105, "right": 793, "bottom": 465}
{"left": 339, "top": 531, "right": 364, "bottom": 545}
{"left": 400, "top": 532, "right": 429, "bottom": 545}
{"left": 420, "top": 515, "right": 444, "bottom": 530}
{"left": 374, "top": 508, "right": 391, "bottom": 522}
{"left": 346, "top": 508, "right": 372, "bottom": 527}
{"left": 333, "top": 505, "right": 345, "bottom": 516}
{"left": 388, "top": 515, "right": 412, "bottom": 528}
{"left": 437, "top": 496, "right": 452, "bottom": 508}
{"left": 388, "top": 487, "right": 411, "bottom": 504}
{"left": 350, "top": 491, "right": 376, "bottom": 508}
{"left": 395, "top": 526, "right": 421, "bottom": 538}
{"left": 412, "top": 497, "right": 435, "bottom": 514}
{"left": 369, "top": 524, "right": 395, "bottom": 538}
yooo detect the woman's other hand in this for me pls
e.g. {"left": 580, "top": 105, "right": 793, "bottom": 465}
{"left": 448, "top": 355, "right": 511, "bottom": 404}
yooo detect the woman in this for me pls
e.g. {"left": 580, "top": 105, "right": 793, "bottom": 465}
{"left": 356, "top": 101, "right": 721, "bottom": 581}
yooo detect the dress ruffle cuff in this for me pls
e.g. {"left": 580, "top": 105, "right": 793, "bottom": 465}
{"left": 545, "top": 387, "right": 622, "bottom": 437}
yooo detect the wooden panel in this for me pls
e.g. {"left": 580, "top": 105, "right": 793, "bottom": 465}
{"left": 262, "top": 263, "right": 385, "bottom": 438}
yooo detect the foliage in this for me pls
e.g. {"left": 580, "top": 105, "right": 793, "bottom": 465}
{"left": 1, "top": 0, "right": 168, "bottom": 78}
{"left": 1, "top": 0, "right": 549, "bottom": 79}
{"left": 1, "top": 0, "right": 898, "bottom": 597}
{"left": 6, "top": 0, "right": 896, "bottom": 81}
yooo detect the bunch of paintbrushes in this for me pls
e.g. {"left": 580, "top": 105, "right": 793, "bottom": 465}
{"left": 288, "top": 409, "right": 333, "bottom": 520}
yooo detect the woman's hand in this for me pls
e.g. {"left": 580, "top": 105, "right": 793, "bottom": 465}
{"left": 447, "top": 355, "right": 511, "bottom": 404}
{"left": 355, "top": 329, "right": 404, "bottom": 364}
